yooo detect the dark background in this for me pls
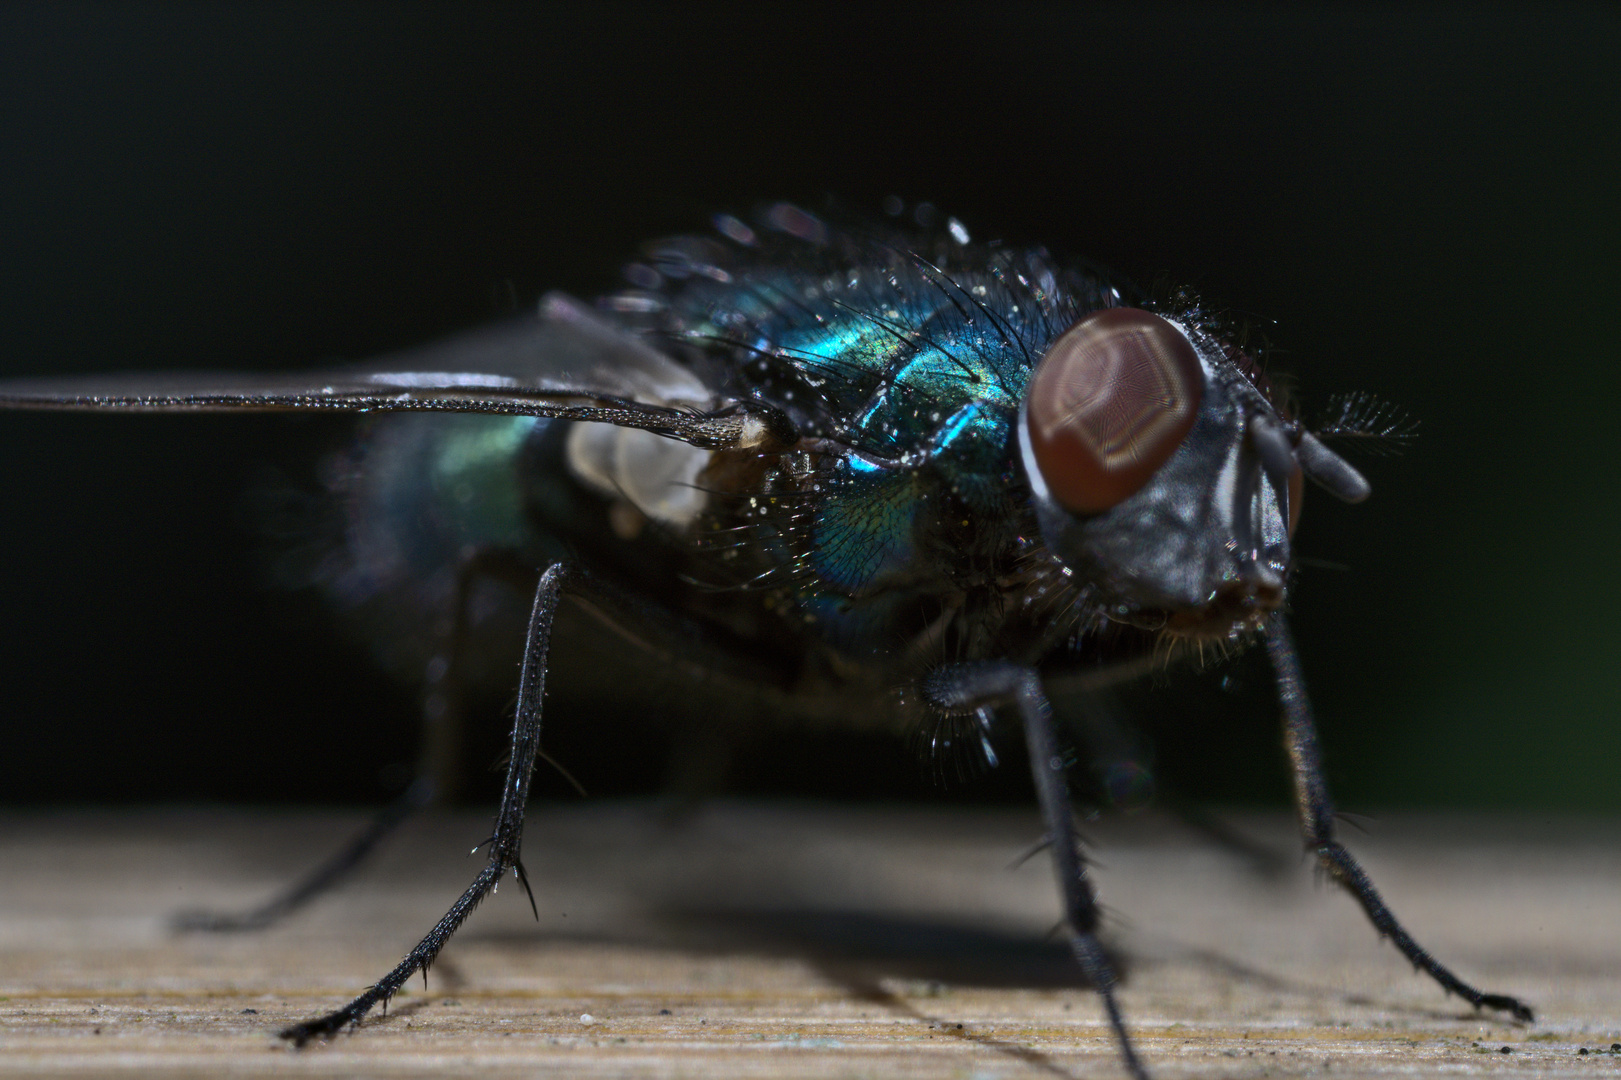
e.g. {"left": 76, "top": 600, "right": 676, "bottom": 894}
{"left": 1, "top": 5, "right": 1616, "bottom": 812}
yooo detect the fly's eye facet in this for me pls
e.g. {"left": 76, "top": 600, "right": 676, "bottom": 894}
{"left": 1026, "top": 307, "right": 1205, "bottom": 513}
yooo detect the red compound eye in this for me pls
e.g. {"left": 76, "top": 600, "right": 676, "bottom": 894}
{"left": 1027, "top": 308, "right": 1204, "bottom": 514}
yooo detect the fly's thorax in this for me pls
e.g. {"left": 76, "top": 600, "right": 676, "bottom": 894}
{"left": 1018, "top": 310, "right": 1296, "bottom": 641}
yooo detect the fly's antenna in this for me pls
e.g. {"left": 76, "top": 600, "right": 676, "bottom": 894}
{"left": 1314, "top": 392, "right": 1418, "bottom": 454}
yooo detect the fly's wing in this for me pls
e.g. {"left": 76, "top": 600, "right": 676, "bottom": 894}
{"left": 0, "top": 293, "right": 771, "bottom": 450}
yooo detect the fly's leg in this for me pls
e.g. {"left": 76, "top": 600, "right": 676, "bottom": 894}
{"left": 274, "top": 560, "right": 769, "bottom": 1041}
{"left": 280, "top": 560, "right": 583, "bottom": 1044}
{"left": 927, "top": 662, "right": 1149, "bottom": 1080}
{"left": 173, "top": 547, "right": 532, "bottom": 934}
{"left": 414, "top": 547, "right": 544, "bottom": 807}
{"left": 172, "top": 778, "right": 437, "bottom": 933}
{"left": 1265, "top": 616, "right": 1533, "bottom": 1022}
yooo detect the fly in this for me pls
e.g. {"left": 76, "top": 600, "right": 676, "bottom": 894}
{"left": 0, "top": 203, "right": 1532, "bottom": 1077}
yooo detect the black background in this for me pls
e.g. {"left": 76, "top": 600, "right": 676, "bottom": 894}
{"left": 1, "top": 5, "right": 1617, "bottom": 811}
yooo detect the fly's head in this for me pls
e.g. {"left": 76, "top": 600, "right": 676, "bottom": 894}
{"left": 1017, "top": 306, "right": 1370, "bottom": 644}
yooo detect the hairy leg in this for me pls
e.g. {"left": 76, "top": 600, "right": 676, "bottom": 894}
{"left": 279, "top": 558, "right": 789, "bottom": 1043}
{"left": 927, "top": 661, "right": 1149, "bottom": 1080}
{"left": 1265, "top": 615, "right": 1532, "bottom": 1021}
{"left": 280, "top": 561, "right": 573, "bottom": 1042}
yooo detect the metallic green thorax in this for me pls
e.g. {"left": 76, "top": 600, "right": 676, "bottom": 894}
{"left": 616, "top": 223, "right": 1123, "bottom": 660}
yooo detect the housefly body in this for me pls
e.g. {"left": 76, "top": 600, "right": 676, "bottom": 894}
{"left": 0, "top": 203, "right": 1531, "bottom": 1076}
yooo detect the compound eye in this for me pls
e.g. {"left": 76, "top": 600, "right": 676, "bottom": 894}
{"left": 1026, "top": 307, "right": 1204, "bottom": 514}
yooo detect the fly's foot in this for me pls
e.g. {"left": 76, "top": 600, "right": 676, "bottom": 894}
{"left": 280, "top": 996, "right": 378, "bottom": 1047}
{"left": 1479, "top": 993, "right": 1535, "bottom": 1024}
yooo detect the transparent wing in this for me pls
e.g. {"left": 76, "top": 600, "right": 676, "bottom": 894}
{"left": 0, "top": 293, "right": 768, "bottom": 449}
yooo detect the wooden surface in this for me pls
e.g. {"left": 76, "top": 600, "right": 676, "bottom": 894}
{"left": 0, "top": 802, "right": 1615, "bottom": 1078}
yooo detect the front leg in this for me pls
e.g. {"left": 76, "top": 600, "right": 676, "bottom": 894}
{"left": 926, "top": 661, "right": 1149, "bottom": 1080}
{"left": 1264, "top": 616, "right": 1533, "bottom": 1021}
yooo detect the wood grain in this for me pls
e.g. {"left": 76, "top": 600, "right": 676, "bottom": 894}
{"left": 0, "top": 803, "right": 1615, "bottom": 1078}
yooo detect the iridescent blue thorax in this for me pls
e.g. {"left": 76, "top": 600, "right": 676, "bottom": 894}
{"left": 606, "top": 225, "right": 1124, "bottom": 666}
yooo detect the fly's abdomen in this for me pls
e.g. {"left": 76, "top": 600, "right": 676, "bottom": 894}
{"left": 334, "top": 415, "right": 548, "bottom": 597}
{"left": 317, "top": 413, "right": 562, "bottom": 679}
